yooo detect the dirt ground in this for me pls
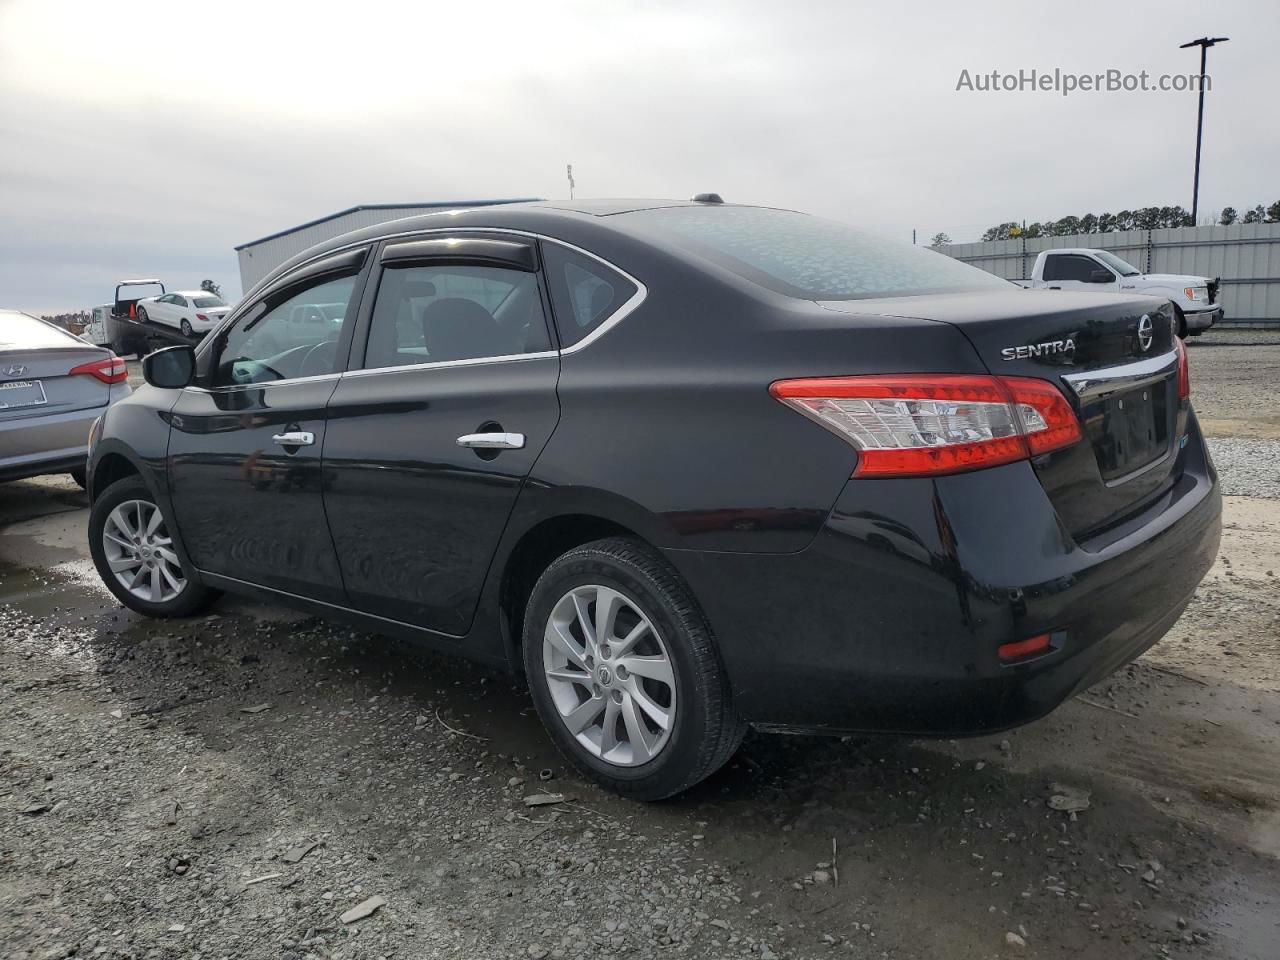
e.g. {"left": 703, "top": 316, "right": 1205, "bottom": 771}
{"left": 2, "top": 333, "right": 1279, "bottom": 960}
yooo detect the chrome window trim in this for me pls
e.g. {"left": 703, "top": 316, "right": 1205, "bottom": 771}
{"left": 1061, "top": 349, "right": 1178, "bottom": 400}
{"left": 340, "top": 350, "right": 558, "bottom": 380}
{"left": 183, "top": 371, "right": 343, "bottom": 394}
{"left": 196, "top": 228, "right": 647, "bottom": 385}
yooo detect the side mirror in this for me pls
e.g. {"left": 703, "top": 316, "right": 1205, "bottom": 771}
{"left": 1088, "top": 268, "right": 1115, "bottom": 284}
{"left": 142, "top": 345, "right": 196, "bottom": 389}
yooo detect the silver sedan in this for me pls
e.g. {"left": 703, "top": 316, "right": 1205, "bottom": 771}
{"left": 1, "top": 309, "right": 131, "bottom": 487}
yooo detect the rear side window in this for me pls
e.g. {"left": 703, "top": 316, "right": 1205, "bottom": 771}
{"left": 542, "top": 243, "right": 638, "bottom": 347}
{"left": 619, "top": 206, "right": 1008, "bottom": 301}
{"left": 363, "top": 263, "right": 551, "bottom": 369}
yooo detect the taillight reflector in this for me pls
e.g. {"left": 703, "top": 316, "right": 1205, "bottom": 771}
{"left": 998, "top": 633, "right": 1053, "bottom": 663}
{"left": 1174, "top": 336, "right": 1190, "bottom": 402}
{"left": 69, "top": 355, "right": 128, "bottom": 384}
{"left": 196, "top": 313, "right": 210, "bottom": 323}
{"left": 770, "top": 373, "right": 1083, "bottom": 478}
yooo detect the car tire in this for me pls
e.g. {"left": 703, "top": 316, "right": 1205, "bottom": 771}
{"left": 88, "top": 476, "right": 217, "bottom": 618}
{"left": 522, "top": 537, "right": 745, "bottom": 801}
{"left": 137, "top": 307, "right": 149, "bottom": 323}
{"left": 69, "top": 467, "right": 87, "bottom": 489}
{"left": 1171, "top": 305, "right": 1187, "bottom": 339}
{"left": 180, "top": 319, "right": 193, "bottom": 338}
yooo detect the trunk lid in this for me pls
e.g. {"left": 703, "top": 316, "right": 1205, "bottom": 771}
{"left": 1, "top": 317, "right": 114, "bottom": 422}
{"left": 820, "top": 289, "right": 1183, "bottom": 538}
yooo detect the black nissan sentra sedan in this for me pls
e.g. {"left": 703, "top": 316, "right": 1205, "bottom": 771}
{"left": 85, "top": 199, "right": 1221, "bottom": 799}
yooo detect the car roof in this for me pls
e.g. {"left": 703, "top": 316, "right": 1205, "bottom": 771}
{"left": 174, "top": 289, "right": 221, "bottom": 298}
{"left": 244, "top": 198, "right": 751, "bottom": 301}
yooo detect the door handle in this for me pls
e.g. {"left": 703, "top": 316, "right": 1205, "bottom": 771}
{"left": 456, "top": 432, "right": 525, "bottom": 450}
{"left": 272, "top": 431, "right": 315, "bottom": 446}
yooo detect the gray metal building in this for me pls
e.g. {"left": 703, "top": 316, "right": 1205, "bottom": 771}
{"left": 934, "top": 222, "right": 1280, "bottom": 327}
{"left": 234, "top": 199, "right": 540, "bottom": 292}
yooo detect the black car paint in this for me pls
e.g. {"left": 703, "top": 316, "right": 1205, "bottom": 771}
{"left": 88, "top": 201, "right": 1221, "bottom": 735}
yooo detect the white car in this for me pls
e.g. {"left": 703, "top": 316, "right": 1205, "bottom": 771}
{"left": 136, "top": 290, "right": 231, "bottom": 338}
{"left": 1017, "top": 249, "right": 1221, "bottom": 336}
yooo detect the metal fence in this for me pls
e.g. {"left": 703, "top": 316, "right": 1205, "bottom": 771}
{"left": 933, "top": 222, "right": 1280, "bottom": 327}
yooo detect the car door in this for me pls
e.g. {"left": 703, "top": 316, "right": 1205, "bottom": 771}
{"left": 1043, "top": 253, "right": 1114, "bottom": 292}
{"left": 170, "top": 295, "right": 189, "bottom": 327}
{"left": 147, "top": 295, "right": 170, "bottom": 325}
{"left": 322, "top": 234, "right": 560, "bottom": 636}
{"left": 165, "top": 247, "right": 370, "bottom": 599}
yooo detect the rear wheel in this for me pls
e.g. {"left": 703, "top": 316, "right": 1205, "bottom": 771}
{"left": 180, "top": 319, "right": 193, "bottom": 338}
{"left": 522, "top": 537, "right": 745, "bottom": 800}
{"left": 88, "top": 477, "right": 216, "bottom": 617}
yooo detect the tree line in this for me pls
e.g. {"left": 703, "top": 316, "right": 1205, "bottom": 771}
{"left": 931, "top": 200, "right": 1280, "bottom": 246}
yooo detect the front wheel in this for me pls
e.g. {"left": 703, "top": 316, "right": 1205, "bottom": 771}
{"left": 137, "top": 307, "right": 149, "bottom": 323}
{"left": 522, "top": 537, "right": 745, "bottom": 800}
{"left": 88, "top": 477, "right": 217, "bottom": 617}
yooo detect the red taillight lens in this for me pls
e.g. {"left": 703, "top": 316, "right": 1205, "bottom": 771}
{"left": 69, "top": 355, "right": 128, "bottom": 384}
{"left": 196, "top": 313, "right": 210, "bottom": 323}
{"left": 770, "top": 374, "right": 1083, "bottom": 478}
{"left": 998, "top": 633, "right": 1053, "bottom": 663}
{"left": 1174, "top": 336, "right": 1190, "bottom": 402}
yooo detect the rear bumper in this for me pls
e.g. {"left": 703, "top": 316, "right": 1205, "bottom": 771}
{"left": 0, "top": 403, "right": 105, "bottom": 482}
{"left": 667, "top": 416, "right": 1221, "bottom": 735}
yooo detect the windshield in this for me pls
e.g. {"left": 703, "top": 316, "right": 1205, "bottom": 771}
{"left": 193, "top": 296, "right": 227, "bottom": 308}
{"left": 620, "top": 206, "right": 1010, "bottom": 300}
{"left": 1094, "top": 251, "right": 1141, "bottom": 277}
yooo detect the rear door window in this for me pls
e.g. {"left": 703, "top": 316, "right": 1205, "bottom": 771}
{"left": 363, "top": 263, "right": 551, "bottom": 369}
{"left": 541, "top": 243, "right": 638, "bottom": 347}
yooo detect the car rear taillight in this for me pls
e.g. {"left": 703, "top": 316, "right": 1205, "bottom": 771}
{"left": 998, "top": 633, "right": 1053, "bottom": 663}
{"left": 69, "top": 356, "right": 128, "bottom": 384}
{"left": 770, "top": 374, "right": 1083, "bottom": 478}
{"left": 196, "top": 313, "right": 210, "bottom": 323}
{"left": 1175, "top": 336, "right": 1190, "bottom": 402}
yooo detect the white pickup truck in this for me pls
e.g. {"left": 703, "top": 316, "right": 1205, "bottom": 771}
{"left": 1017, "top": 248, "right": 1221, "bottom": 336}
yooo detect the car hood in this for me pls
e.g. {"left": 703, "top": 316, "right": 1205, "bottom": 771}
{"left": 1133, "top": 273, "right": 1210, "bottom": 285}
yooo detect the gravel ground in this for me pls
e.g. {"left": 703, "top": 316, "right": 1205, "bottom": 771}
{"left": 3, "top": 343, "right": 1279, "bottom": 960}
{"left": 1206, "top": 438, "right": 1280, "bottom": 499}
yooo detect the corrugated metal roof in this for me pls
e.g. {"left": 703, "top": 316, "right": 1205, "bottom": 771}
{"left": 233, "top": 199, "right": 541, "bottom": 250}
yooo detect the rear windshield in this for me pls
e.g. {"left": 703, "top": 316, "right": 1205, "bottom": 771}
{"left": 620, "top": 206, "right": 1008, "bottom": 300}
{"left": 0, "top": 311, "right": 77, "bottom": 349}
{"left": 193, "top": 296, "right": 227, "bottom": 308}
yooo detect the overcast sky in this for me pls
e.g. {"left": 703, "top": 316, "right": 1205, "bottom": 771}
{"left": 3, "top": 0, "right": 1277, "bottom": 313}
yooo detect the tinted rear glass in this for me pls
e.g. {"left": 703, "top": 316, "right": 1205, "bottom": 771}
{"left": 193, "top": 296, "right": 227, "bottom": 308}
{"left": 620, "top": 206, "right": 1008, "bottom": 300}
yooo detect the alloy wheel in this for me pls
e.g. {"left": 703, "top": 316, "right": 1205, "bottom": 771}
{"left": 542, "top": 584, "right": 677, "bottom": 766}
{"left": 101, "top": 499, "right": 186, "bottom": 603}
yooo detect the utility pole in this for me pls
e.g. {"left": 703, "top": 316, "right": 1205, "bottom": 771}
{"left": 566, "top": 164, "right": 575, "bottom": 201}
{"left": 1179, "top": 36, "right": 1228, "bottom": 225}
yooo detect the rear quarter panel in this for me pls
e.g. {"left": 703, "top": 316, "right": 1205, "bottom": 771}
{"left": 524, "top": 243, "right": 989, "bottom": 554}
